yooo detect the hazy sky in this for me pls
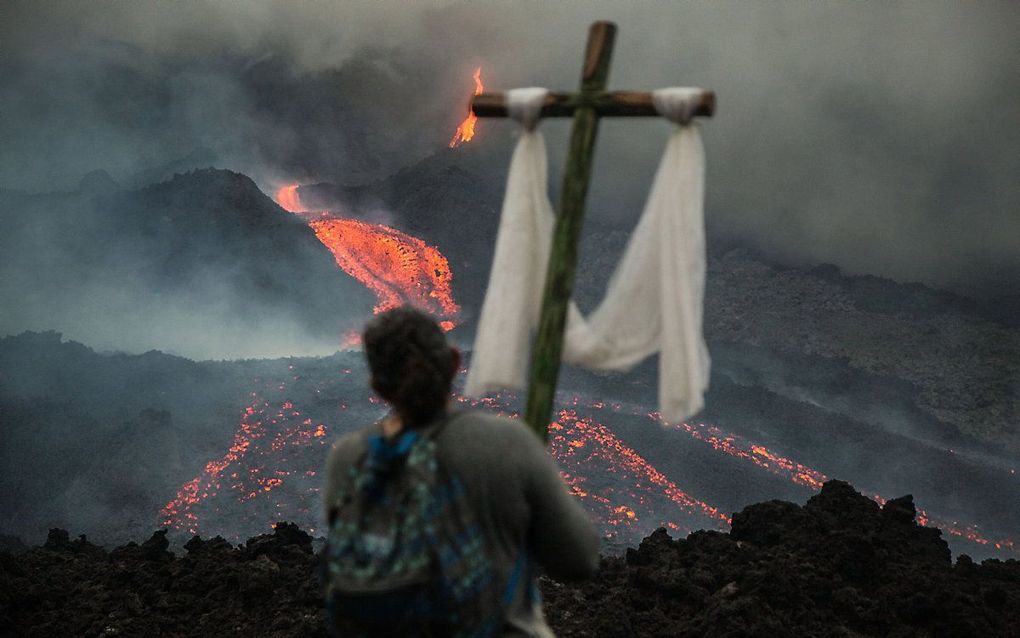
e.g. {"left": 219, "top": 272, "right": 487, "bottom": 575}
{"left": 2, "top": 1, "right": 1018, "bottom": 297}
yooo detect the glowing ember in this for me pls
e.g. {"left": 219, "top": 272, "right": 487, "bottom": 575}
{"left": 160, "top": 385, "right": 333, "bottom": 535}
{"left": 309, "top": 218, "right": 460, "bottom": 321}
{"left": 274, "top": 183, "right": 303, "bottom": 213}
{"left": 160, "top": 395, "right": 270, "bottom": 533}
{"left": 448, "top": 67, "right": 484, "bottom": 148}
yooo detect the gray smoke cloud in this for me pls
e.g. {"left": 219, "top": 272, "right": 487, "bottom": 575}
{"left": 2, "top": 0, "right": 1018, "bottom": 307}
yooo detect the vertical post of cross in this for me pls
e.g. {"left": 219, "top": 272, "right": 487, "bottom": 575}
{"left": 523, "top": 21, "right": 617, "bottom": 440}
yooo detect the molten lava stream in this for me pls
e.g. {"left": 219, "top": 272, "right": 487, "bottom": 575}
{"left": 554, "top": 392, "right": 1019, "bottom": 555}
{"left": 160, "top": 389, "right": 330, "bottom": 536}
{"left": 160, "top": 395, "right": 270, "bottom": 533}
{"left": 550, "top": 409, "right": 731, "bottom": 535}
{"left": 455, "top": 392, "right": 730, "bottom": 538}
{"left": 272, "top": 183, "right": 459, "bottom": 330}
{"left": 652, "top": 414, "right": 1018, "bottom": 554}
{"left": 309, "top": 218, "right": 459, "bottom": 323}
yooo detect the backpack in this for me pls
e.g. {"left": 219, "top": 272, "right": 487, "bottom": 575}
{"left": 326, "top": 412, "right": 528, "bottom": 637}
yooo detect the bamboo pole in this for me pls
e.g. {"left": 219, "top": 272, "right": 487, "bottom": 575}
{"left": 471, "top": 90, "right": 716, "bottom": 118}
{"left": 523, "top": 21, "right": 617, "bottom": 440}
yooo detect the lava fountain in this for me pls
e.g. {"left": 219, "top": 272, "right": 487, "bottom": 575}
{"left": 448, "top": 67, "right": 484, "bottom": 148}
{"left": 275, "top": 183, "right": 303, "bottom": 213}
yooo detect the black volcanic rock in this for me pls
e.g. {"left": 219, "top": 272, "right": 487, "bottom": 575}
{"left": 4, "top": 485, "right": 1019, "bottom": 637}
{"left": 110, "top": 530, "right": 173, "bottom": 563}
{"left": 1, "top": 522, "right": 326, "bottom": 637}
{"left": 543, "top": 480, "right": 1020, "bottom": 637}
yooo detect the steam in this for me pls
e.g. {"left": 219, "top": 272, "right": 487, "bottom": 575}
{"left": 2, "top": 0, "right": 1018, "bottom": 308}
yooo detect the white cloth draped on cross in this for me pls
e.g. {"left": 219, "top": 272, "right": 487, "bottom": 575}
{"left": 464, "top": 87, "right": 710, "bottom": 423}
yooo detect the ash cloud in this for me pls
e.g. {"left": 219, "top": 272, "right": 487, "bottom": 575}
{"left": 2, "top": 1, "right": 1018, "bottom": 355}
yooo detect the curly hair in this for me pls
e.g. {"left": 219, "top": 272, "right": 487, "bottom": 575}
{"left": 362, "top": 306, "right": 455, "bottom": 426}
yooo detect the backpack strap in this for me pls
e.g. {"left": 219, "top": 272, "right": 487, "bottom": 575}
{"left": 472, "top": 544, "right": 535, "bottom": 638}
{"left": 368, "top": 428, "right": 419, "bottom": 458}
{"left": 502, "top": 547, "right": 527, "bottom": 607}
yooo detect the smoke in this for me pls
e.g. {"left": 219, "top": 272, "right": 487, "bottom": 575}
{"left": 2, "top": 0, "right": 1018, "bottom": 308}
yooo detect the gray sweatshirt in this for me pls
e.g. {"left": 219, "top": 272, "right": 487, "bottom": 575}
{"left": 322, "top": 409, "right": 601, "bottom": 637}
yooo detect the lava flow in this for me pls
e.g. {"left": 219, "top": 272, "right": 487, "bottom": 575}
{"left": 271, "top": 183, "right": 459, "bottom": 329}
{"left": 310, "top": 218, "right": 459, "bottom": 324}
{"left": 448, "top": 67, "right": 484, "bottom": 148}
{"left": 161, "top": 375, "right": 729, "bottom": 545}
{"left": 550, "top": 409, "right": 730, "bottom": 536}
{"left": 634, "top": 405, "right": 1017, "bottom": 554}
{"left": 160, "top": 369, "right": 1020, "bottom": 557}
{"left": 159, "top": 392, "right": 326, "bottom": 534}
{"left": 160, "top": 367, "right": 344, "bottom": 537}
{"left": 452, "top": 393, "right": 730, "bottom": 539}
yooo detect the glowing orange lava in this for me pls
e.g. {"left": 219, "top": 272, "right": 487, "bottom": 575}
{"left": 274, "top": 183, "right": 303, "bottom": 213}
{"left": 448, "top": 67, "right": 484, "bottom": 148}
{"left": 160, "top": 395, "right": 270, "bottom": 533}
{"left": 309, "top": 218, "right": 460, "bottom": 320}
{"left": 453, "top": 391, "right": 729, "bottom": 537}
{"left": 161, "top": 379, "right": 1019, "bottom": 556}
{"left": 550, "top": 409, "right": 730, "bottom": 535}
{"left": 271, "top": 183, "right": 460, "bottom": 331}
{"left": 160, "top": 388, "right": 331, "bottom": 535}
{"left": 639, "top": 410, "right": 1017, "bottom": 553}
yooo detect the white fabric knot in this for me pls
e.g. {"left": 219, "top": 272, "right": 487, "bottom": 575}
{"left": 652, "top": 87, "right": 704, "bottom": 126}
{"left": 506, "top": 88, "right": 549, "bottom": 131}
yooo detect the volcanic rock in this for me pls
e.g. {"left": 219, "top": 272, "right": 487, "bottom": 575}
{"left": 3, "top": 483, "right": 1019, "bottom": 637}
{"left": 543, "top": 480, "right": 1020, "bottom": 637}
{"left": 1, "top": 522, "right": 326, "bottom": 638}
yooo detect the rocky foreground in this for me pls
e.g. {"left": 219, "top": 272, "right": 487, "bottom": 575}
{"left": 2, "top": 481, "right": 1017, "bottom": 638}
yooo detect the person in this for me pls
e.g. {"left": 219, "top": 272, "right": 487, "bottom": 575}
{"left": 323, "top": 306, "right": 600, "bottom": 636}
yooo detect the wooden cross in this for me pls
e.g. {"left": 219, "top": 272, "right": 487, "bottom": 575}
{"left": 471, "top": 21, "right": 716, "bottom": 440}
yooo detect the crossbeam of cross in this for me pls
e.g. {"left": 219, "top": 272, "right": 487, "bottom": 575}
{"left": 471, "top": 21, "right": 716, "bottom": 440}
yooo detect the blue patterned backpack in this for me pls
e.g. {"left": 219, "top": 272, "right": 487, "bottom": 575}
{"left": 326, "top": 412, "right": 528, "bottom": 637}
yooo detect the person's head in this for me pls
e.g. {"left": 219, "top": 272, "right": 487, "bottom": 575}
{"left": 362, "top": 306, "right": 460, "bottom": 426}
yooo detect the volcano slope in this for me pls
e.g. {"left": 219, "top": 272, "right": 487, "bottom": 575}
{"left": 296, "top": 151, "right": 1018, "bottom": 459}
{"left": 3, "top": 482, "right": 1018, "bottom": 638}
{"left": 353, "top": 155, "right": 1020, "bottom": 558}
{"left": 5, "top": 329, "right": 1017, "bottom": 562}
{"left": 0, "top": 168, "right": 375, "bottom": 357}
